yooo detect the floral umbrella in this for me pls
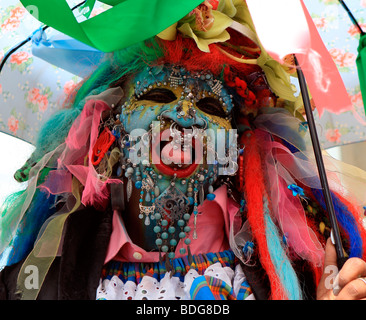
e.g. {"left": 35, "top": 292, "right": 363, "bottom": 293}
{"left": 0, "top": 0, "right": 90, "bottom": 144}
{"left": 0, "top": 0, "right": 365, "bottom": 149}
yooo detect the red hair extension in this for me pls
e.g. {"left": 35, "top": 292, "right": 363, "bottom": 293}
{"left": 158, "top": 33, "right": 261, "bottom": 78}
{"left": 242, "top": 131, "right": 288, "bottom": 300}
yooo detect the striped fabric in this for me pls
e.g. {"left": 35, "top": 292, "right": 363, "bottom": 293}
{"left": 237, "top": 279, "right": 252, "bottom": 300}
{"left": 98, "top": 250, "right": 253, "bottom": 300}
{"left": 101, "top": 250, "right": 235, "bottom": 284}
{"left": 190, "top": 275, "right": 237, "bottom": 300}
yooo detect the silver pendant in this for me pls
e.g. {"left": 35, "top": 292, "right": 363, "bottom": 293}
{"left": 155, "top": 185, "right": 189, "bottom": 221}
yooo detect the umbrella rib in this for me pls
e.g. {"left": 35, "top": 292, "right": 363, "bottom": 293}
{"left": 338, "top": 0, "right": 365, "bottom": 35}
{"left": 294, "top": 55, "right": 347, "bottom": 270}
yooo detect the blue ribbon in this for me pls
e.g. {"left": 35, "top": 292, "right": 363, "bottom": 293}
{"left": 287, "top": 184, "right": 305, "bottom": 197}
{"left": 31, "top": 29, "right": 105, "bottom": 78}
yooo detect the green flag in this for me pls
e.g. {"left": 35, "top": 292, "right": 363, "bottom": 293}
{"left": 356, "top": 33, "right": 366, "bottom": 115}
{"left": 20, "top": 0, "right": 204, "bottom": 52}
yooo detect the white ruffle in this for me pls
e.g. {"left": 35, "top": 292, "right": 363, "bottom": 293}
{"left": 96, "top": 262, "right": 255, "bottom": 300}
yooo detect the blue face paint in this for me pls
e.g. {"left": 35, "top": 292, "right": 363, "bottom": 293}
{"left": 120, "top": 65, "right": 237, "bottom": 193}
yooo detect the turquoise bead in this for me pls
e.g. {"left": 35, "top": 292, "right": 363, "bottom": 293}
{"left": 179, "top": 232, "right": 186, "bottom": 239}
{"left": 207, "top": 193, "right": 216, "bottom": 201}
{"left": 179, "top": 248, "right": 186, "bottom": 254}
{"left": 170, "top": 239, "right": 177, "bottom": 246}
{"left": 183, "top": 213, "right": 190, "bottom": 220}
{"left": 168, "top": 252, "right": 175, "bottom": 259}
{"left": 161, "top": 219, "right": 168, "bottom": 226}
{"left": 177, "top": 220, "right": 185, "bottom": 227}
{"left": 161, "top": 245, "right": 168, "bottom": 252}
{"left": 155, "top": 238, "right": 163, "bottom": 246}
{"left": 184, "top": 238, "right": 191, "bottom": 245}
{"left": 153, "top": 226, "right": 161, "bottom": 233}
{"left": 155, "top": 213, "right": 161, "bottom": 220}
{"left": 135, "top": 181, "right": 142, "bottom": 189}
{"left": 188, "top": 197, "right": 194, "bottom": 205}
{"left": 168, "top": 226, "right": 176, "bottom": 234}
{"left": 184, "top": 226, "right": 191, "bottom": 232}
{"left": 161, "top": 232, "right": 168, "bottom": 239}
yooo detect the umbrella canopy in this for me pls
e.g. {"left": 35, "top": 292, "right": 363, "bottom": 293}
{"left": 304, "top": 0, "right": 366, "bottom": 148}
{"left": 0, "top": 0, "right": 89, "bottom": 144}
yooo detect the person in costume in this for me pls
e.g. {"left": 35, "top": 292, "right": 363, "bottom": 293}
{"left": 1, "top": 0, "right": 366, "bottom": 300}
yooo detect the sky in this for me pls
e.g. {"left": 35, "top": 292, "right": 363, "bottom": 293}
{"left": 0, "top": 132, "right": 34, "bottom": 205}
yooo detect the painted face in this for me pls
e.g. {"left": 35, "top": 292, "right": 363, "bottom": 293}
{"left": 118, "top": 65, "right": 238, "bottom": 253}
{"left": 120, "top": 64, "right": 237, "bottom": 192}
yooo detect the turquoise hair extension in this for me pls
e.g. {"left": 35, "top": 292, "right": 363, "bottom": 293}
{"left": 0, "top": 190, "right": 56, "bottom": 267}
{"left": 0, "top": 190, "right": 28, "bottom": 263}
{"left": 0, "top": 168, "right": 56, "bottom": 267}
{"left": 263, "top": 197, "right": 303, "bottom": 300}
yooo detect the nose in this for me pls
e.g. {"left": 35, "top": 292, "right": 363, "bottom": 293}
{"left": 160, "top": 100, "right": 206, "bottom": 129}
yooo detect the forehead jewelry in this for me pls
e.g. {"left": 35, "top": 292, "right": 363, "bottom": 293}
{"left": 169, "top": 66, "right": 185, "bottom": 88}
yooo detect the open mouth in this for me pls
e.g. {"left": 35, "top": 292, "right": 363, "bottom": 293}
{"left": 151, "top": 122, "right": 203, "bottom": 178}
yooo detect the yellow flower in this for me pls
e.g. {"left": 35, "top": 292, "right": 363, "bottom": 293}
{"left": 158, "top": 0, "right": 247, "bottom": 52}
{"left": 177, "top": 10, "right": 232, "bottom": 52}
{"left": 157, "top": 0, "right": 300, "bottom": 113}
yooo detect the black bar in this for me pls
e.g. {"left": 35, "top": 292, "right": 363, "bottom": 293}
{"left": 294, "top": 55, "right": 346, "bottom": 269}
